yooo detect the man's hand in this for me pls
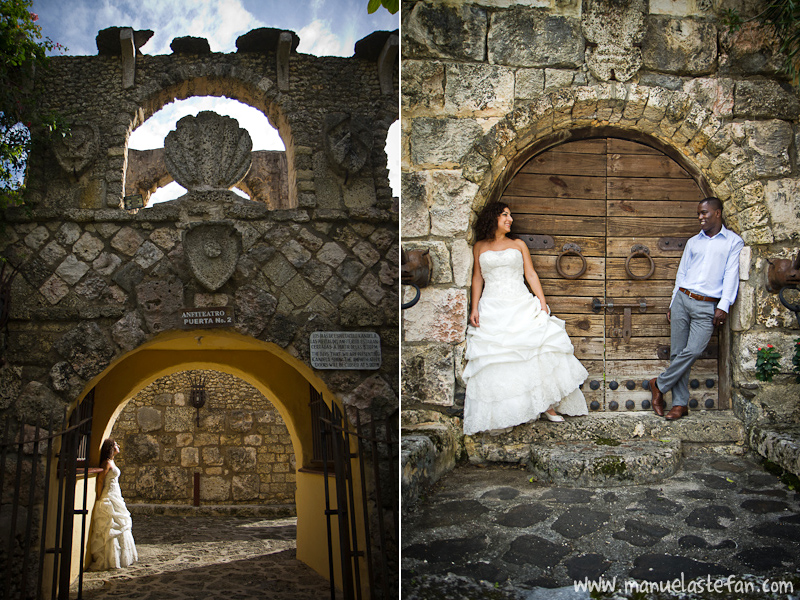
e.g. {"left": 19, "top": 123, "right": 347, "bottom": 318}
{"left": 712, "top": 308, "right": 728, "bottom": 327}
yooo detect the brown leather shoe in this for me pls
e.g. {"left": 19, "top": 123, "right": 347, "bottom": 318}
{"left": 649, "top": 378, "right": 665, "bottom": 417}
{"left": 665, "top": 405, "right": 689, "bottom": 421}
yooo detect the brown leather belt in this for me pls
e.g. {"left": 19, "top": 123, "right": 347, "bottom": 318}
{"left": 679, "top": 287, "right": 720, "bottom": 303}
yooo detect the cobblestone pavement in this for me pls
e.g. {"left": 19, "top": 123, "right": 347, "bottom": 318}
{"left": 71, "top": 515, "right": 340, "bottom": 600}
{"left": 402, "top": 454, "right": 800, "bottom": 599}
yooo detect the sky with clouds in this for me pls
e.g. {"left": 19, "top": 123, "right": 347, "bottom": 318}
{"left": 30, "top": 0, "right": 399, "bottom": 201}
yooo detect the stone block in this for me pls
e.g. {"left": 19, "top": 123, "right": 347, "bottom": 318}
{"left": 402, "top": 2, "right": 487, "bottom": 62}
{"left": 136, "top": 277, "right": 184, "bottom": 333}
{"left": 445, "top": 63, "right": 515, "bottom": 117}
{"left": 72, "top": 233, "right": 104, "bottom": 262}
{"left": 134, "top": 241, "right": 165, "bottom": 270}
{"left": 24, "top": 226, "right": 50, "bottom": 251}
{"left": 735, "top": 80, "right": 800, "bottom": 120}
{"left": 199, "top": 475, "right": 230, "bottom": 502}
{"left": 488, "top": 8, "right": 584, "bottom": 68}
{"left": 642, "top": 16, "right": 716, "bottom": 74}
{"left": 401, "top": 343, "right": 455, "bottom": 406}
{"left": 111, "top": 227, "right": 144, "bottom": 256}
{"left": 429, "top": 171, "right": 478, "bottom": 238}
{"left": 232, "top": 474, "right": 260, "bottom": 501}
{"left": 202, "top": 446, "right": 223, "bottom": 465}
{"left": 403, "top": 288, "right": 468, "bottom": 344}
{"left": 765, "top": 179, "right": 800, "bottom": 242}
{"left": 55, "top": 255, "right": 89, "bottom": 286}
{"left": 410, "top": 118, "right": 484, "bottom": 167}
{"left": 729, "top": 281, "right": 755, "bottom": 332}
{"left": 451, "top": 239, "right": 473, "bottom": 288}
{"left": 683, "top": 77, "right": 734, "bottom": 118}
{"left": 125, "top": 433, "right": 160, "bottom": 462}
{"left": 137, "top": 406, "right": 162, "bottom": 432}
{"left": 744, "top": 119, "right": 792, "bottom": 177}
{"left": 515, "top": 68, "right": 545, "bottom": 100}
{"left": 402, "top": 60, "right": 445, "bottom": 113}
{"left": 739, "top": 245, "right": 752, "bottom": 280}
{"left": 39, "top": 275, "right": 69, "bottom": 305}
{"left": 164, "top": 407, "right": 194, "bottom": 432}
{"left": 93, "top": 252, "right": 122, "bottom": 277}
{"left": 136, "top": 466, "right": 188, "bottom": 501}
{"left": 401, "top": 424, "right": 460, "bottom": 509}
{"left": 56, "top": 223, "right": 81, "bottom": 246}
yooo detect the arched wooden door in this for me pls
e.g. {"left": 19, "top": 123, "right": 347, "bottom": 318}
{"left": 502, "top": 136, "right": 721, "bottom": 412}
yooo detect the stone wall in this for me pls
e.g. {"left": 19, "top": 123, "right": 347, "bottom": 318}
{"left": 111, "top": 370, "right": 295, "bottom": 506}
{"left": 401, "top": 0, "right": 800, "bottom": 429}
{"left": 0, "top": 26, "right": 399, "bottom": 433}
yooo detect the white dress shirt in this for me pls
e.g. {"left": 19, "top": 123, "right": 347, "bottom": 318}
{"left": 670, "top": 224, "right": 744, "bottom": 313}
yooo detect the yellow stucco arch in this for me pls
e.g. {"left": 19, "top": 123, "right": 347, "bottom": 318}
{"left": 55, "top": 328, "right": 363, "bottom": 591}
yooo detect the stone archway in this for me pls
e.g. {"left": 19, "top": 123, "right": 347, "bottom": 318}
{"left": 461, "top": 84, "right": 773, "bottom": 250}
{"left": 67, "top": 329, "right": 364, "bottom": 587}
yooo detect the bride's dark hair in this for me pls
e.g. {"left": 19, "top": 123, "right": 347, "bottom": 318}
{"left": 474, "top": 202, "right": 510, "bottom": 241}
{"left": 99, "top": 439, "right": 116, "bottom": 463}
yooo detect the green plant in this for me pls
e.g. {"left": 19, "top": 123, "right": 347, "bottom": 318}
{"left": 755, "top": 344, "right": 781, "bottom": 381}
{"left": 367, "top": 0, "right": 398, "bottom": 14}
{"left": 793, "top": 338, "right": 800, "bottom": 383}
{"left": 722, "top": 0, "right": 800, "bottom": 84}
{"left": 1, "top": 0, "right": 67, "bottom": 210}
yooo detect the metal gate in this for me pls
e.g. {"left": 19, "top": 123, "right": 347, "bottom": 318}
{"left": 312, "top": 392, "right": 398, "bottom": 600}
{"left": 0, "top": 390, "right": 94, "bottom": 600}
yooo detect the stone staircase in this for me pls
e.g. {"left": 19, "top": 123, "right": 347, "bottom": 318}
{"left": 402, "top": 410, "right": 750, "bottom": 508}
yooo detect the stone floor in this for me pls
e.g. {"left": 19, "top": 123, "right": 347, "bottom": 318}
{"left": 402, "top": 453, "right": 800, "bottom": 599}
{"left": 70, "top": 515, "right": 340, "bottom": 600}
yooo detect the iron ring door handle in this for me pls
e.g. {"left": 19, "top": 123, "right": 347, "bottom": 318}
{"left": 624, "top": 245, "right": 655, "bottom": 280}
{"left": 555, "top": 243, "right": 587, "bottom": 279}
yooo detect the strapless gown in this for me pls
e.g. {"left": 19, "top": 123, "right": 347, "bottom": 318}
{"left": 89, "top": 461, "right": 138, "bottom": 570}
{"left": 463, "top": 248, "right": 588, "bottom": 434}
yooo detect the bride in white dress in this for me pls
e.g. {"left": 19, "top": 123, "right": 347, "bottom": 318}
{"left": 90, "top": 439, "right": 138, "bottom": 570}
{"left": 463, "top": 202, "right": 589, "bottom": 435}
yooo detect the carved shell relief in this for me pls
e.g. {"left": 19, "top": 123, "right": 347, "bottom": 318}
{"left": 184, "top": 222, "right": 242, "bottom": 291}
{"left": 164, "top": 111, "right": 253, "bottom": 191}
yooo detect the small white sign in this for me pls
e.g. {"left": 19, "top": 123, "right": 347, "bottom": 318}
{"left": 310, "top": 331, "right": 381, "bottom": 370}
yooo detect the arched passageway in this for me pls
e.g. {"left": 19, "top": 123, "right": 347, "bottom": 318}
{"left": 45, "top": 330, "right": 365, "bottom": 595}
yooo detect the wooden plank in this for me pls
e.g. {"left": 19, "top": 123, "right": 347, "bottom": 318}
{"left": 563, "top": 314, "right": 604, "bottom": 337}
{"left": 528, "top": 235, "right": 606, "bottom": 257}
{"left": 513, "top": 214, "right": 606, "bottom": 237}
{"left": 606, "top": 279, "right": 675, "bottom": 297}
{"left": 540, "top": 278, "right": 605, "bottom": 297}
{"left": 608, "top": 177, "right": 704, "bottom": 201}
{"left": 572, "top": 337, "right": 604, "bottom": 360}
{"left": 549, "top": 139, "right": 608, "bottom": 154}
{"left": 519, "top": 152, "right": 607, "bottom": 176}
{"left": 505, "top": 197, "right": 607, "bottom": 217}
{"left": 532, "top": 255, "right": 605, "bottom": 281}
{"left": 606, "top": 257, "right": 681, "bottom": 281}
{"left": 607, "top": 138, "right": 662, "bottom": 155}
{"left": 505, "top": 173, "right": 607, "bottom": 199}
{"left": 607, "top": 236, "right": 691, "bottom": 258}
{"left": 549, "top": 296, "right": 602, "bottom": 314}
{"left": 607, "top": 200, "right": 698, "bottom": 218}
{"left": 608, "top": 154, "right": 691, "bottom": 179}
{"left": 606, "top": 313, "right": 672, "bottom": 337}
{"left": 605, "top": 359, "right": 716, "bottom": 378}
{"left": 606, "top": 336, "right": 717, "bottom": 359}
{"left": 607, "top": 217, "right": 699, "bottom": 237}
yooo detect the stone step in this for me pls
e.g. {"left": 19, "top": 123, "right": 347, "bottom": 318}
{"left": 749, "top": 422, "right": 800, "bottom": 478}
{"left": 528, "top": 438, "right": 683, "bottom": 487}
{"left": 465, "top": 411, "right": 746, "bottom": 465}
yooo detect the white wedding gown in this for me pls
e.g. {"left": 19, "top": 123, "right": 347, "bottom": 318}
{"left": 463, "top": 248, "right": 589, "bottom": 434}
{"left": 90, "top": 461, "right": 138, "bottom": 570}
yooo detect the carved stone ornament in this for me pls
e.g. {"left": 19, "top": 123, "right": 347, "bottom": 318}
{"left": 322, "top": 113, "right": 373, "bottom": 177}
{"left": 581, "top": 0, "right": 645, "bottom": 82}
{"left": 52, "top": 122, "right": 100, "bottom": 176}
{"left": 184, "top": 222, "right": 242, "bottom": 291}
{"left": 164, "top": 111, "right": 253, "bottom": 192}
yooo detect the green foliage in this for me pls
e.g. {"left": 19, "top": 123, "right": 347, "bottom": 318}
{"left": 0, "top": 0, "right": 66, "bottom": 210}
{"left": 367, "top": 0, "right": 398, "bottom": 15}
{"left": 793, "top": 338, "right": 800, "bottom": 383}
{"left": 722, "top": 0, "right": 800, "bottom": 83}
{"left": 755, "top": 344, "right": 781, "bottom": 381}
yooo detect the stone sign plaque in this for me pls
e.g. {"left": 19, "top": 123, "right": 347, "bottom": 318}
{"left": 180, "top": 307, "right": 234, "bottom": 328}
{"left": 310, "top": 331, "right": 381, "bottom": 370}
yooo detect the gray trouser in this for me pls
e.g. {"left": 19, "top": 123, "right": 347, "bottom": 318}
{"left": 656, "top": 290, "right": 715, "bottom": 407}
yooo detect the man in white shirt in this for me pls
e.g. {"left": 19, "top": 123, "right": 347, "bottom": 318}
{"left": 649, "top": 197, "right": 744, "bottom": 420}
